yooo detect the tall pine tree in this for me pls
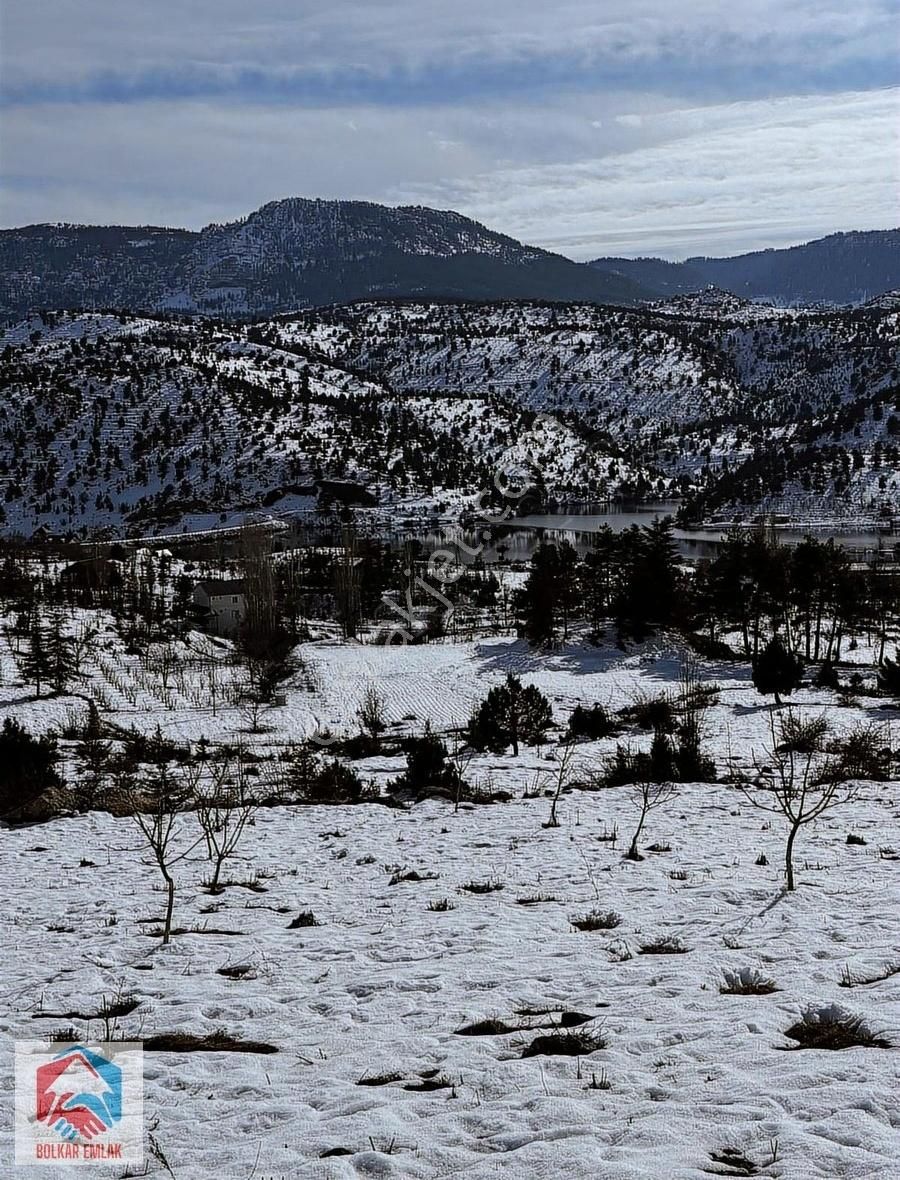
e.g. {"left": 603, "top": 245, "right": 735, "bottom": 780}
{"left": 20, "top": 613, "right": 53, "bottom": 697}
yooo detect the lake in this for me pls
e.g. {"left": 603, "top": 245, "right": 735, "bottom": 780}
{"left": 409, "top": 504, "right": 900, "bottom": 566}
{"left": 284, "top": 502, "right": 899, "bottom": 566}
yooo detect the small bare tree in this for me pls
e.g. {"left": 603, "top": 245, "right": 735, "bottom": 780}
{"left": 543, "top": 739, "right": 578, "bottom": 828}
{"left": 194, "top": 753, "right": 260, "bottom": 893}
{"left": 740, "top": 710, "right": 859, "bottom": 891}
{"left": 131, "top": 764, "right": 202, "bottom": 944}
{"left": 448, "top": 732, "right": 475, "bottom": 813}
{"left": 239, "top": 690, "right": 268, "bottom": 735}
{"left": 334, "top": 522, "right": 361, "bottom": 639}
{"left": 626, "top": 777, "right": 677, "bottom": 860}
{"left": 70, "top": 620, "right": 100, "bottom": 680}
{"left": 151, "top": 642, "right": 180, "bottom": 707}
{"left": 205, "top": 661, "right": 222, "bottom": 716}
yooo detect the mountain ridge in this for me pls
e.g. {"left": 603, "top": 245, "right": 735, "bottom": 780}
{"left": 592, "top": 228, "right": 900, "bottom": 307}
{"left": 4, "top": 199, "right": 899, "bottom": 320}
{"left": 0, "top": 198, "right": 650, "bottom": 319}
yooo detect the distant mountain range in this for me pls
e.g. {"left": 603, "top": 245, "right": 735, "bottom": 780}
{"left": 0, "top": 199, "right": 649, "bottom": 319}
{"left": 591, "top": 229, "right": 900, "bottom": 307}
{"left": 0, "top": 199, "right": 897, "bottom": 320}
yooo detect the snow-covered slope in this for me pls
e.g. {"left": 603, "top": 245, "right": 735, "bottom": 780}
{"left": 0, "top": 311, "right": 649, "bottom": 536}
{"left": 1, "top": 295, "right": 897, "bottom": 536}
{"left": 2, "top": 630, "right": 898, "bottom": 1179}
{"left": 273, "top": 298, "right": 900, "bottom": 521}
{"left": 6, "top": 784, "right": 898, "bottom": 1180}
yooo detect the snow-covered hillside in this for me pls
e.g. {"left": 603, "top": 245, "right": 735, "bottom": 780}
{"left": 0, "top": 311, "right": 649, "bottom": 536}
{"left": 1, "top": 295, "right": 898, "bottom": 537}
{"left": 273, "top": 298, "right": 900, "bottom": 522}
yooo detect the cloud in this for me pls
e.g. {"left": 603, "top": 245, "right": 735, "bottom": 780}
{"left": 0, "top": 2, "right": 897, "bottom": 256}
{"left": 3, "top": 1, "right": 897, "bottom": 104}
{"left": 396, "top": 89, "right": 899, "bottom": 258}
{"left": 0, "top": 101, "right": 490, "bottom": 228}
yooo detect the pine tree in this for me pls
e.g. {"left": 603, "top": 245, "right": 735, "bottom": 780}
{"left": 517, "top": 541, "right": 581, "bottom": 647}
{"left": 468, "top": 674, "right": 553, "bottom": 756}
{"left": 47, "top": 611, "right": 76, "bottom": 695}
{"left": 752, "top": 636, "right": 804, "bottom": 706}
{"left": 619, "top": 519, "right": 681, "bottom": 639}
{"left": 20, "top": 613, "right": 53, "bottom": 697}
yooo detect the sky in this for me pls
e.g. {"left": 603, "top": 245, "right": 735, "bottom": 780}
{"left": 1, "top": 1, "right": 897, "bottom": 259}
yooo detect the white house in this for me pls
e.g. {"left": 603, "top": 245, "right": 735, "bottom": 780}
{"left": 192, "top": 578, "right": 246, "bottom": 636}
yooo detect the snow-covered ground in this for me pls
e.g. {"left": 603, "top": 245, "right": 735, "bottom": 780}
{"left": 2, "top": 781, "right": 898, "bottom": 1179}
{"left": 2, "top": 625, "right": 899, "bottom": 1177}
{"left": 3, "top": 623, "right": 892, "bottom": 771}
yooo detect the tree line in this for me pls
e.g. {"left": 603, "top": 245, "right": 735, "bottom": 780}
{"left": 514, "top": 521, "right": 899, "bottom": 671}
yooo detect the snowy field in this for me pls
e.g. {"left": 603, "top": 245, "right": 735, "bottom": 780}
{"left": 2, "top": 782, "right": 898, "bottom": 1179}
{"left": 2, "top": 624, "right": 892, "bottom": 769}
{"left": 1, "top": 628, "right": 899, "bottom": 1177}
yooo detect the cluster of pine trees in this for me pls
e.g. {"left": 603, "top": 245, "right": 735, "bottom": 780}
{"left": 514, "top": 521, "right": 899, "bottom": 671}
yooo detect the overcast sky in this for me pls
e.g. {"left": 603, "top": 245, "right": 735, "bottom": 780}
{"left": 1, "top": 1, "right": 897, "bottom": 258}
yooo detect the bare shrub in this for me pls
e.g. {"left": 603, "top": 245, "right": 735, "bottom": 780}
{"left": 455, "top": 1018, "right": 515, "bottom": 1036}
{"left": 357, "top": 683, "right": 387, "bottom": 743}
{"left": 638, "top": 934, "right": 689, "bottom": 955}
{"left": 776, "top": 712, "right": 829, "bottom": 754}
{"left": 825, "top": 723, "right": 893, "bottom": 782}
{"left": 287, "top": 911, "right": 319, "bottom": 929}
{"left": 720, "top": 967, "right": 779, "bottom": 995}
{"left": 623, "top": 691, "right": 677, "bottom": 733}
{"left": 783, "top": 1005, "right": 890, "bottom": 1050}
{"left": 739, "top": 709, "right": 859, "bottom": 891}
{"left": 571, "top": 909, "right": 622, "bottom": 932}
{"left": 459, "top": 879, "right": 504, "bottom": 894}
